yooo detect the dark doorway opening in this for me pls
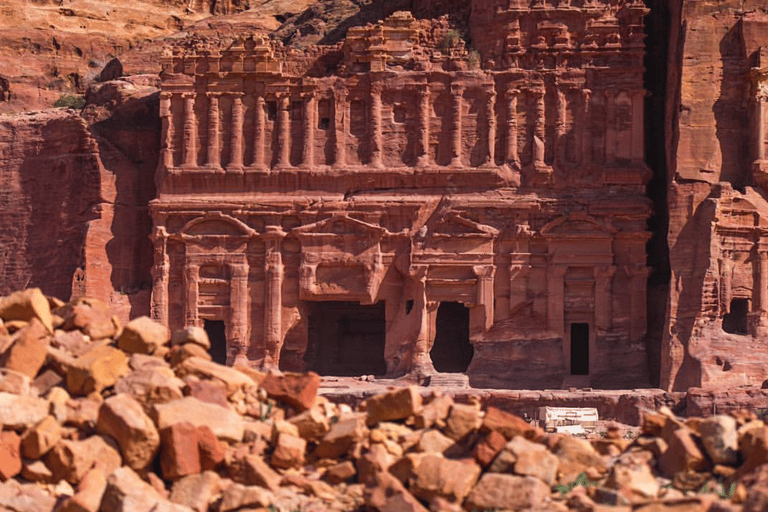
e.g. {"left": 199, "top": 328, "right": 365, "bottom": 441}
{"left": 570, "top": 323, "right": 590, "bottom": 376}
{"left": 723, "top": 298, "right": 749, "bottom": 335}
{"left": 204, "top": 320, "right": 227, "bottom": 365}
{"left": 306, "top": 302, "right": 387, "bottom": 376}
{"left": 430, "top": 302, "right": 473, "bottom": 373}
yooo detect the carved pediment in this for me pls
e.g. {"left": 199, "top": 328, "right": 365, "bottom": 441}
{"left": 542, "top": 213, "right": 616, "bottom": 237}
{"left": 429, "top": 214, "right": 499, "bottom": 239}
{"left": 177, "top": 212, "right": 257, "bottom": 238}
{"left": 293, "top": 214, "right": 388, "bottom": 238}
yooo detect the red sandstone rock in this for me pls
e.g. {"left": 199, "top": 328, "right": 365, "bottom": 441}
{"left": 160, "top": 423, "right": 201, "bottom": 480}
{"left": 366, "top": 386, "right": 423, "bottom": 425}
{"left": 117, "top": 316, "right": 170, "bottom": 355}
{"left": 46, "top": 436, "right": 122, "bottom": 485}
{"left": 1, "top": 318, "right": 49, "bottom": 379}
{"left": 260, "top": 372, "right": 320, "bottom": 411}
{"left": 0, "top": 289, "right": 53, "bottom": 333}
{"left": 21, "top": 416, "right": 61, "bottom": 460}
{"left": 0, "top": 431, "right": 21, "bottom": 481}
{"left": 96, "top": 393, "right": 160, "bottom": 472}
{"left": 482, "top": 406, "right": 540, "bottom": 440}
{"left": 473, "top": 430, "right": 506, "bottom": 467}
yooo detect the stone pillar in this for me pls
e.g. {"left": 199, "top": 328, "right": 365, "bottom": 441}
{"left": 509, "top": 261, "right": 529, "bottom": 314}
{"left": 183, "top": 262, "right": 200, "bottom": 328}
{"left": 484, "top": 90, "right": 497, "bottom": 166}
{"left": 229, "top": 262, "right": 250, "bottom": 365}
{"left": 547, "top": 265, "right": 566, "bottom": 336}
{"left": 150, "top": 231, "right": 169, "bottom": 326}
{"left": 206, "top": 93, "right": 221, "bottom": 168}
{"left": 581, "top": 89, "right": 592, "bottom": 165}
{"left": 229, "top": 93, "right": 244, "bottom": 170}
{"left": 627, "top": 265, "right": 647, "bottom": 342}
{"left": 410, "top": 265, "right": 435, "bottom": 374}
{"left": 533, "top": 88, "right": 546, "bottom": 166}
{"left": 757, "top": 94, "right": 767, "bottom": 162}
{"left": 555, "top": 88, "right": 567, "bottom": 165}
{"left": 370, "top": 84, "right": 383, "bottom": 168}
{"left": 302, "top": 93, "right": 316, "bottom": 168}
{"left": 450, "top": 84, "right": 463, "bottom": 167}
{"left": 760, "top": 251, "right": 768, "bottom": 313}
{"left": 604, "top": 89, "right": 616, "bottom": 163}
{"left": 417, "top": 86, "right": 431, "bottom": 167}
{"left": 594, "top": 265, "right": 616, "bottom": 332}
{"left": 263, "top": 226, "right": 286, "bottom": 369}
{"left": 333, "top": 88, "right": 347, "bottom": 168}
{"left": 277, "top": 93, "right": 291, "bottom": 168}
{"left": 182, "top": 93, "right": 198, "bottom": 167}
{"left": 252, "top": 95, "right": 265, "bottom": 168}
{"left": 159, "top": 93, "right": 174, "bottom": 170}
{"left": 721, "top": 257, "right": 733, "bottom": 315}
{"left": 474, "top": 265, "right": 496, "bottom": 331}
{"left": 631, "top": 89, "right": 645, "bottom": 160}
{"left": 506, "top": 88, "right": 520, "bottom": 165}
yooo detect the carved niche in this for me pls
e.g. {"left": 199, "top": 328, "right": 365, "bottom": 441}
{"left": 293, "top": 214, "right": 388, "bottom": 303}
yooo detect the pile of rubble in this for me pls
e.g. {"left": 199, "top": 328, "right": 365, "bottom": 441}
{"left": 1, "top": 289, "right": 768, "bottom": 512}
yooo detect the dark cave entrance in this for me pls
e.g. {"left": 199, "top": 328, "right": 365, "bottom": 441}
{"left": 723, "top": 298, "right": 749, "bottom": 335}
{"left": 570, "top": 323, "right": 590, "bottom": 376}
{"left": 306, "top": 301, "right": 387, "bottom": 376}
{"left": 204, "top": 319, "right": 228, "bottom": 365}
{"left": 430, "top": 302, "right": 473, "bottom": 373}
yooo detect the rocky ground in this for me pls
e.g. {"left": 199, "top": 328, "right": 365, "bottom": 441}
{"left": 0, "top": 289, "right": 766, "bottom": 511}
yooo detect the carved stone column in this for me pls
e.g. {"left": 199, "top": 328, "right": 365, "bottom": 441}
{"left": 604, "top": 89, "right": 616, "bottom": 163}
{"left": 631, "top": 89, "right": 645, "bottom": 160}
{"left": 159, "top": 92, "right": 174, "bottom": 170}
{"left": 277, "top": 93, "right": 291, "bottom": 168}
{"left": 252, "top": 95, "right": 265, "bottom": 168}
{"left": 417, "top": 86, "right": 430, "bottom": 167}
{"left": 229, "top": 93, "right": 244, "bottom": 171}
{"left": 410, "top": 265, "right": 435, "bottom": 374}
{"left": 333, "top": 88, "right": 347, "bottom": 168}
{"left": 370, "top": 83, "right": 384, "bottom": 168}
{"left": 532, "top": 88, "right": 546, "bottom": 166}
{"left": 505, "top": 88, "right": 520, "bottom": 166}
{"left": 474, "top": 265, "right": 496, "bottom": 331}
{"left": 760, "top": 251, "right": 768, "bottom": 313}
{"left": 757, "top": 93, "right": 767, "bottom": 162}
{"left": 547, "top": 265, "right": 566, "bottom": 337}
{"left": 720, "top": 256, "right": 733, "bottom": 315}
{"left": 581, "top": 89, "right": 592, "bottom": 165}
{"left": 594, "top": 265, "right": 616, "bottom": 332}
{"left": 184, "top": 262, "right": 200, "bottom": 328}
{"left": 509, "top": 261, "right": 529, "bottom": 314}
{"left": 626, "top": 265, "right": 648, "bottom": 342}
{"left": 181, "top": 93, "right": 198, "bottom": 167}
{"left": 450, "top": 84, "right": 463, "bottom": 167}
{"left": 150, "top": 230, "right": 169, "bottom": 326}
{"left": 484, "top": 90, "right": 497, "bottom": 166}
{"left": 206, "top": 93, "right": 221, "bottom": 168}
{"left": 555, "top": 88, "right": 567, "bottom": 165}
{"left": 229, "top": 262, "right": 250, "bottom": 365}
{"left": 302, "top": 93, "right": 316, "bottom": 168}
{"left": 262, "top": 226, "right": 286, "bottom": 369}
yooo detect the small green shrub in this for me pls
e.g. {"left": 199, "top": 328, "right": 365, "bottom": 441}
{"left": 53, "top": 94, "right": 86, "bottom": 109}
{"left": 553, "top": 473, "right": 600, "bottom": 494}
{"left": 441, "top": 29, "right": 462, "bottom": 53}
{"left": 467, "top": 50, "right": 481, "bottom": 69}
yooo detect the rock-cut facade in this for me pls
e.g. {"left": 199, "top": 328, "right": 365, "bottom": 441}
{"left": 151, "top": 0, "right": 651, "bottom": 388}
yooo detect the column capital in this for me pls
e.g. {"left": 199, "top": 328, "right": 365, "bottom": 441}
{"left": 229, "top": 262, "right": 250, "bottom": 278}
{"left": 205, "top": 92, "right": 221, "bottom": 99}
{"left": 450, "top": 83, "right": 464, "bottom": 95}
{"left": 181, "top": 92, "right": 196, "bottom": 99}
{"left": 262, "top": 225, "right": 287, "bottom": 241}
{"left": 505, "top": 87, "right": 521, "bottom": 98}
{"left": 473, "top": 265, "right": 496, "bottom": 278}
{"left": 594, "top": 265, "right": 617, "bottom": 280}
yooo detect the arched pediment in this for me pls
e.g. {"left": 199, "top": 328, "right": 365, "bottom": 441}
{"left": 178, "top": 212, "right": 257, "bottom": 238}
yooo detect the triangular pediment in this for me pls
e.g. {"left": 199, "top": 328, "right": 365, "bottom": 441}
{"left": 542, "top": 213, "right": 615, "bottom": 236}
{"left": 293, "top": 214, "right": 388, "bottom": 237}
{"left": 430, "top": 214, "right": 499, "bottom": 238}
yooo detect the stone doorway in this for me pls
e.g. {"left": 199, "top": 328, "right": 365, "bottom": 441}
{"left": 204, "top": 319, "right": 227, "bottom": 364}
{"left": 306, "top": 302, "right": 387, "bottom": 376}
{"left": 570, "top": 323, "right": 590, "bottom": 375}
{"left": 723, "top": 298, "right": 749, "bottom": 335}
{"left": 430, "top": 302, "right": 473, "bottom": 373}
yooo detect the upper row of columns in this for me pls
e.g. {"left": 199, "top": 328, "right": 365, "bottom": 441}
{"left": 158, "top": 84, "right": 645, "bottom": 171}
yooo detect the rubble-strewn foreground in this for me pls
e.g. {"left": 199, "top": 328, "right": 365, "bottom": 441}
{"left": 1, "top": 288, "right": 767, "bottom": 512}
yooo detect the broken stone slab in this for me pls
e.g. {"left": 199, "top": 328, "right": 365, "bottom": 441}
{"left": 96, "top": 393, "right": 160, "bottom": 472}
{"left": 169, "top": 471, "right": 222, "bottom": 512}
{"left": 464, "top": 473, "right": 550, "bottom": 511}
{"left": 58, "top": 298, "right": 118, "bottom": 341}
{"left": 117, "top": 316, "right": 170, "bottom": 355}
{"left": 271, "top": 432, "right": 306, "bottom": 469}
{"left": 409, "top": 453, "right": 481, "bottom": 504}
{"left": 171, "top": 327, "right": 210, "bottom": 350}
{"left": 503, "top": 435, "right": 560, "bottom": 486}
{"left": 364, "top": 471, "right": 429, "bottom": 512}
{"left": 113, "top": 367, "right": 185, "bottom": 411}
{"left": 66, "top": 342, "right": 130, "bottom": 396}
{"left": 0, "top": 478, "right": 57, "bottom": 512}
{"left": 1, "top": 318, "right": 50, "bottom": 378}
{"left": 366, "top": 386, "right": 422, "bottom": 425}
{"left": 47, "top": 435, "right": 122, "bottom": 485}
{"left": 315, "top": 413, "right": 367, "bottom": 459}
{"left": 444, "top": 403, "right": 480, "bottom": 441}
{"left": 152, "top": 396, "right": 244, "bottom": 442}
{"left": 482, "top": 406, "right": 540, "bottom": 440}
{"left": 218, "top": 483, "right": 274, "bottom": 512}
{"left": 658, "top": 426, "right": 709, "bottom": 478}
{"left": 159, "top": 422, "right": 200, "bottom": 480}
{"left": 260, "top": 371, "right": 320, "bottom": 411}
{"left": 0, "top": 431, "right": 22, "bottom": 481}
{"left": 176, "top": 357, "right": 251, "bottom": 395}
{"left": 288, "top": 405, "right": 330, "bottom": 441}
{"left": 0, "top": 392, "right": 48, "bottom": 429}
{"left": 553, "top": 435, "right": 610, "bottom": 485}
{"left": 100, "top": 466, "right": 194, "bottom": 512}
{"left": 0, "top": 288, "right": 53, "bottom": 333}
{"left": 21, "top": 459, "right": 53, "bottom": 483}
{"left": 59, "top": 466, "right": 107, "bottom": 512}
{"left": 699, "top": 415, "right": 738, "bottom": 466}
{"left": 21, "top": 415, "right": 61, "bottom": 459}
{"left": 0, "top": 368, "right": 31, "bottom": 395}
